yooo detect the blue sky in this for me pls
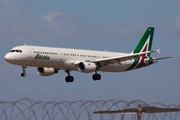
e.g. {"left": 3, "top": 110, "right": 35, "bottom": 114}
{"left": 0, "top": 0, "right": 180, "bottom": 106}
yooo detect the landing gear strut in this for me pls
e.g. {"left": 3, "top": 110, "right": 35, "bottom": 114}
{"left": 92, "top": 71, "right": 101, "bottom": 81}
{"left": 21, "top": 66, "right": 27, "bottom": 77}
{"left": 65, "top": 70, "right": 74, "bottom": 83}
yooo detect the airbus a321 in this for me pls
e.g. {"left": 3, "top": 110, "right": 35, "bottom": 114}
{"left": 4, "top": 27, "right": 174, "bottom": 82}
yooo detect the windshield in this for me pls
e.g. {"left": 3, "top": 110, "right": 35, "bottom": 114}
{"left": 10, "top": 49, "right": 22, "bottom": 53}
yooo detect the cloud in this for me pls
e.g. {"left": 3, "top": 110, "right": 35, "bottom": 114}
{"left": 0, "top": 0, "right": 41, "bottom": 41}
{"left": 171, "top": 0, "right": 180, "bottom": 35}
{"left": 171, "top": 16, "right": 180, "bottom": 35}
{"left": 0, "top": 0, "right": 146, "bottom": 42}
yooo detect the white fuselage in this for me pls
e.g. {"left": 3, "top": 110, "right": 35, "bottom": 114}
{"left": 4, "top": 45, "right": 135, "bottom": 72}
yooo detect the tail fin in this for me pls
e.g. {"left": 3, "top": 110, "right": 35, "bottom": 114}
{"left": 126, "top": 27, "right": 155, "bottom": 71}
{"left": 133, "top": 27, "right": 154, "bottom": 58}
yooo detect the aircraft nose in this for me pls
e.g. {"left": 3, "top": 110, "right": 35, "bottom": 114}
{"left": 4, "top": 53, "right": 12, "bottom": 62}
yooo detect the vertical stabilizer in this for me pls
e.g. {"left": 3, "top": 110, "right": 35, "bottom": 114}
{"left": 126, "top": 27, "right": 155, "bottom": 71}
{"left": 133, "top": 27, "right": 154, "bottom": 57}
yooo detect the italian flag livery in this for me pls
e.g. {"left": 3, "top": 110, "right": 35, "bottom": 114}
{"left": 126, "top": 27, "right": 154, "bottom": 71}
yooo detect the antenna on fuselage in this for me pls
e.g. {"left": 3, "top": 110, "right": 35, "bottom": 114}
{"left": 24, "top": 43, "right": 26, "bottom": 46}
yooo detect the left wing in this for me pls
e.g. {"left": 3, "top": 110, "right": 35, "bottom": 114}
{"left": 92, "top": 49, "right": 159, "bottom": 65}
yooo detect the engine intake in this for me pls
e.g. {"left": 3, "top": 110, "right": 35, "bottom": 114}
{"left": 37, "top": 67, "right": 58, "bottom": 76}
{"left": 78, "top": 62, "right": 97, "bottom": 73}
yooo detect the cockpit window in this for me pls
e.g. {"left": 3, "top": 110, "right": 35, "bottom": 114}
{"left": 9, "top": 49, "right": 22, "bottom": 53}
{"left": 10, "top": 50, "right": 15, "bottom": 52}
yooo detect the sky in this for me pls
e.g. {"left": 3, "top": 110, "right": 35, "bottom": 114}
{"left": 0, "top": 0, "right": 180, "bottom": 106}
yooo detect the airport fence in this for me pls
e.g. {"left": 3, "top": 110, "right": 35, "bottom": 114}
{"left": 0, "top": 98, "right": 180, "bottom": 120}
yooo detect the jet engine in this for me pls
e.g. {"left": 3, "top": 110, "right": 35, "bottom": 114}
{"left": 37, "top": 67, "right": 58, "bottom": 76}
{"left": 78, "top": 62, "right": 97, "bottom": 73}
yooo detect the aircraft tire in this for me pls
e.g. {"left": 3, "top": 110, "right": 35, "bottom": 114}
{"left": 97, "top": 74, "right": 101, "bottom": 80}
{"left": 92, "top": 74, "right": 97, "bottom": 81}
{"left": 65, "top": 76, "right": 69, "bottom": 82}
{"left": 21, "top": 73, "right": 26, "bottom": 77}
{"left": 69, "top": 76, "right": 74, "bottom": 82}
{"left": 65, "top": 76, "right": 74, "bottom": 82}
{"left": 92, "top": 74, "right": 101, "bottom": 81}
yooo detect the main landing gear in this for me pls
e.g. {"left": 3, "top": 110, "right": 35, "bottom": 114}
{"left": 65, "top": 70, "right": 74, "bottom": 83}
{"left": 92, "top": 72, "right": 101, "bottom": 81}
{"left": 65, "top": 70, "right": 101, "bottom": 82}
{"left": 21, "top": 66, "right": 27, "bottom": 77}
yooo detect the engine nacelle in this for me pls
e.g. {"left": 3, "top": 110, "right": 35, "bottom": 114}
{"left": 37, "top": 67, "right": 58, "bottom": 76}
{"left": 78, "top": 62, "right": 97, "bottom": 73}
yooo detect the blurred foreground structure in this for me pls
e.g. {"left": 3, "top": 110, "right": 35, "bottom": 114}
{"left": 94, "top": 104, "right": 180, "bottom": 120}
{"left": 0, "top": 98, "right": 180, "bottom": 120}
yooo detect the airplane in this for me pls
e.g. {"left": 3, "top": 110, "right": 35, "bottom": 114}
{"left": 93, "top": 104, "right": 180, "bottom": 120}
{"left": 4, "top": 27, "right": 174, "bottom": 82}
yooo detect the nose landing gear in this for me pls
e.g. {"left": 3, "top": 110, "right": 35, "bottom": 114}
{"left": 21, "top": 66, "right": 27, "bottom": 77}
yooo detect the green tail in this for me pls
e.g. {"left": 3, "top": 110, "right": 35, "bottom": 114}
{"left": 133, "top": 27, "right": 154, "bottom": 57}
{"left": 126, "top": 27, "right": 155, "bottom": 71}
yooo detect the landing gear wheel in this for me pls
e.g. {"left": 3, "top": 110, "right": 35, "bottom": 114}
{"left": 65, "top": 76, "right": 74, "bottom": 83}
{"left": 92, "top": 74, "right": 101, "bottom": 81}
{"left": 69, "top": 76, "right": 74, "bottom": 82}
{"left": 21, "top": 73, "right": 26, "bottom": 77}
{"left": 92, "top": 74, "right": 96, "bottom": 80}
{"left": 65, "top": 76, "right": 69, "bottom": 82}
{"left": 96, "top": 74, "right": 101, "bottom": 80}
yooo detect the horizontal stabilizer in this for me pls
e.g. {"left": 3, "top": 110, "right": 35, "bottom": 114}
{"left": 145, "top": 56, "right": 175, "bottom": 62}
{"left": 157, "top": 48, "right": 160, "bottom": 53}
